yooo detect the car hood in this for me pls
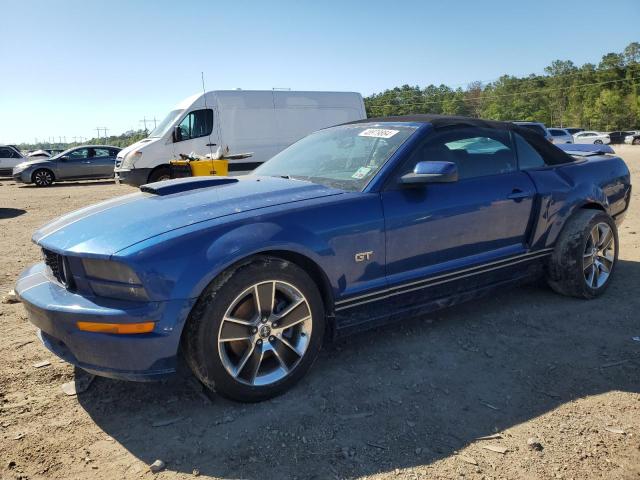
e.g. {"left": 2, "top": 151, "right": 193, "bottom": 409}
{"left": 33, "top": 176, "right": 343, "bottom": 256}
{"left": 16, "top": 158, "right": 52, "bottom": 168}
{"left": 117, "top": 137, "right": 159, "bottom": 158}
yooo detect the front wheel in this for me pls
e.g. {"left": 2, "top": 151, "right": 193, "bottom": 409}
{"left": 147, "top": 166, "right": 171, "bottom": 183}
{"left": 32, "top": 169, "right": 54, "bottom": 187}
{"left": 633, "top": 138, "right": 640, "bottom": 145}
{"left": 547, "top": 209, "right": 618, "bottom": 298}
{"left": 594, "top": 139, "right": 603, "bottom": 145}
{"left": 182, "top": 257, "right": 325, "bottom": 402}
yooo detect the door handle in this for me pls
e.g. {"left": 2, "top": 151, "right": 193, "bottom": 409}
{"left": 507, "top": 189, "right": 532, "bottom": 201}
{"left": 206, "top": 143, "right": 217, "bottom": 147}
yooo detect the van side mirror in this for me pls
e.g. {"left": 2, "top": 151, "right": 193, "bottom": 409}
{"left": 400, "top": 161, "right": 458, "bottom": 185}
{"left": 172, "top": 126, "right": 182, "bottom": 143}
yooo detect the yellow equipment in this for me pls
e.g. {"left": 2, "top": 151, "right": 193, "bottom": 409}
{"left": 169, "top": 152, "right": 252, "bottom": 178}
{"left": 170, "top": 158, "right": 229, "bottom": 178}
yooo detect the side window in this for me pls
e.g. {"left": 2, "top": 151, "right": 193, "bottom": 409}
{"left": 93, "top": 148, "right": 111, "bottom": 158}
{"left": 68, "top": 148, "right": 89, "bottom": 160}
{"left": 400, "top": 127, "right": 517, "bottom": 181}
{"left": 176, "top": 109, "right": 213, "bottom": 142}
{"left": 514, "top": 133, "right": 545, "bottom": 169}
{"left": 0, "top": 148, "right": 14, "bottom": 158}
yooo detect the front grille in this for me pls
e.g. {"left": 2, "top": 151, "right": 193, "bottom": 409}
{"left": 42, "top": 249, "right": 74, "bottom": 289}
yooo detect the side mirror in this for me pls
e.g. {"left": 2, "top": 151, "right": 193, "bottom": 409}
{"left": 172, "top": 126, "right": 182, "bottom": 143}
{"left": 400, "top": 161, "right": 458, "bottom": 185}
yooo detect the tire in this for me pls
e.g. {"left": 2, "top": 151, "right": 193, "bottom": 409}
{"left": 633, "top": 138, "right": 640, "bottom": 146}
{"left": 147, "top": 166, "right": 171, "bottom": 183}
{"left": 182, "top": 256, "right": 325, "bottom": 402}
{"left": 546, "top": 209, "right": 618, "bottom": 299}
{"left": 594, "top": 139, "right": 603, "bottom": 145}
{"left": 32, "top": 169, "right": 54, "bottom": 187}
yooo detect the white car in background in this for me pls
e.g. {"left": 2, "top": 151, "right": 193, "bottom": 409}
{"left": 27, "top": 149, "right": 51, "bottom": 159}
{"left": 624, "top": 131, "right": 640, "bottom": 145}
{"left": 548, "top": 128, "right": 573, "bottom": 144}
{"left": 573, "top": 131, "right": 611, "bottom": 145}
{"left": 0, "top": 145, "right": 26, "bottom": 176}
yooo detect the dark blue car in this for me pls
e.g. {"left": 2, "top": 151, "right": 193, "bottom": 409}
{"left": 16, "top": 116, "right": 631, "bottom": 402}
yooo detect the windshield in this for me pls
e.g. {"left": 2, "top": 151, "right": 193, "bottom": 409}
{"left": 149, "top": 109, "right": 185, "bottom": 138}
{"left": 254, "top": 124, "right": 418, "bottom": 191}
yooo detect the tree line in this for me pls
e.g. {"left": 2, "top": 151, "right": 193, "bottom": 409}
{"left": 364, "top": 42, "right": 640, "bottom": 131}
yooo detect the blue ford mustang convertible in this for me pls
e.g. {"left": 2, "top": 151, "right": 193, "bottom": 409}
{"left": 16, "top": 116, "right": 631, "bottom": 402}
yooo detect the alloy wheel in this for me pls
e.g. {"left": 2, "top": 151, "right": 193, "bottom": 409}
{"left": 583, "top": 222, "right": 615, "bottom": 289}
{"left": 217, "top": 280, "right": 313, "bottom": 386}
{"left": 33, "top": 170, "right": 53, "bottom": 186}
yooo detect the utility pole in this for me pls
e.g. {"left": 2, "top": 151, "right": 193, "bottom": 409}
{"left": 96, "top": 128, "right": 101, "bottom": 144}
{"left": 139, "top": 117, "right": 149, "bottom": 132}
{"left": 153, "top": 116, "right": 157, "bottom": 129}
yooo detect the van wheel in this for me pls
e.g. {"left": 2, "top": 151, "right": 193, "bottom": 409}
{"left": 547, "top": 209, "right": 618, "bottom": 299}
{"left": 147, "top": 166, "right": 171, "bottom": 183}
{"left": 182, "top": 257, "right": 325, "bottom": 402}
{"left": 32, "top": 169, "right": 54, "bottom": 187}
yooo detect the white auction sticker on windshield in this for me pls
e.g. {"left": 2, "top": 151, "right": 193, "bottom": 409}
{"left": 358, "top": 128, "right": 399, "bottom": 139}
{"left": 352, "top": 166, "right": 372, "bottom": 179}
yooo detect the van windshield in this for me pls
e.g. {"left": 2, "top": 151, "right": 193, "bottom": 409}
{"left": 149, "top": 109, "right": 185, "bottom": 138}
{"left": 254, "top": 124, "right": 418, "bottom": 192}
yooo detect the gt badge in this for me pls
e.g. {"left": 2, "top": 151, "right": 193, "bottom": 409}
{"left": 355, "top": 251, "right": 373, "bottom": 262}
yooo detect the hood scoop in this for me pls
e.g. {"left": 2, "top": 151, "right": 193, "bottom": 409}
{"left": 140, "top": 177, "right": 239, "bottom": 196}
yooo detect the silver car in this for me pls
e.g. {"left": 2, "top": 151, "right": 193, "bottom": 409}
{"left": 548, "top": 128, "right": 574, "bottom": 144}
{"left": 12, "top": 145, "right": 121, "bottom": 187}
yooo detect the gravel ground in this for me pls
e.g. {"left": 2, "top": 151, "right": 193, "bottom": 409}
{"left": 1, "top": 148, "right": 639, "bottom": 480}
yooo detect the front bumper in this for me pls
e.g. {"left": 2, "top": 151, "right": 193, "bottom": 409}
{"left": 114, "top": 167, "right": 152, "bottom": 187}
{"left": 16, "top": 263, "right": 196, "bottom": 381}
{"left": 12, "top": 169, "right": 31, "bottom": 183}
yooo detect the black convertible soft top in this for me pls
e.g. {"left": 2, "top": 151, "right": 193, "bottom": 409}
{"left": 345, "top": 114, "right": 574, "bottom": 165}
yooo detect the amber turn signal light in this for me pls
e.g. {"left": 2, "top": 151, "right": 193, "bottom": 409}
{"left": 76, "top": 321, "right": 155, "bottom": 334}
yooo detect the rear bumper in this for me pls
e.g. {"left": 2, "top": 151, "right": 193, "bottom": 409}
{"left": 16, "top": 263, "right": 196, "bottom": 381}
{"left": 114, "top": 167, "right": 151, "bottom": 187}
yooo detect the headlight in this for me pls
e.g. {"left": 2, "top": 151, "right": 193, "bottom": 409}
{"left": 121, "top": 150, "right": 142, "bottom": 169}
{"left": 82, "top": 258, "right": 148, "bottom": 301}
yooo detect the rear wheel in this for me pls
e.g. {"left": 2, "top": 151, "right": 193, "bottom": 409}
{"left": 32, "top": 169, "right": 54, "bottom": 187}
{"left": 633, "top": 138, "right": 640, "bottom": 145}
{"left": 594, "top": 139, "right": 603, "bottom": 145}
{"left": 182, "top": 257, "right": 325, "bottom": 402}
{"left": 547, "top": 209, "right": 618, "bottom": 298}
{"left": 147, "top": 166, "right": 171, "bottom": 183}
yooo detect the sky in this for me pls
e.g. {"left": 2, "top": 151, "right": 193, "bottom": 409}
{"left": 1, "top": 0, "right": 639, "bottom": 144}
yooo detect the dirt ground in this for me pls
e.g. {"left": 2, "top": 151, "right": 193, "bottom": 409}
{"left": 1, "top": 148, "right": 639, "bottom": 480}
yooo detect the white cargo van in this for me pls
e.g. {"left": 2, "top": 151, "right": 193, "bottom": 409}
{"left": 115, "top": 90, "right": 366, "bottom": 186}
